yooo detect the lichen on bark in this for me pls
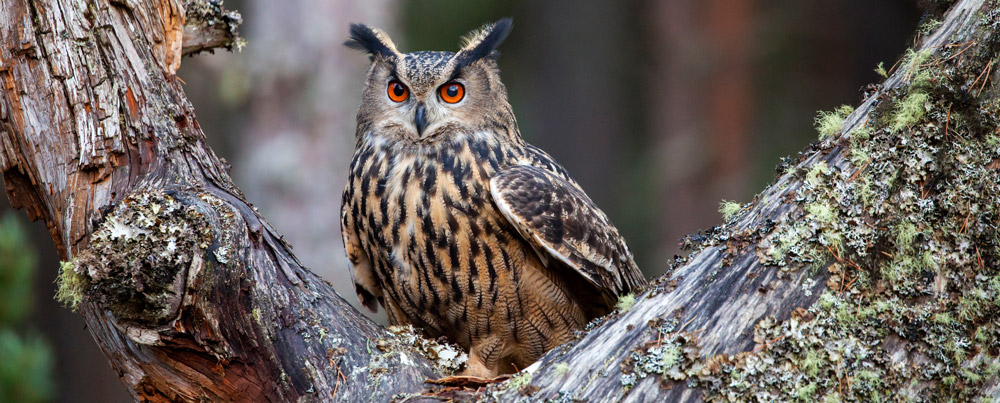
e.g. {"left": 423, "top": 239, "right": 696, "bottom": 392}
{"left": 71, "top": 190, "right": 215, "bottom": 326}
{"left": 677, "top": 6, "right": 1000, "bottom": 400}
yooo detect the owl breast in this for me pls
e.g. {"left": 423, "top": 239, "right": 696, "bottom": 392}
{"left": 343, "top": 133, "right": 590, "bottom": 373}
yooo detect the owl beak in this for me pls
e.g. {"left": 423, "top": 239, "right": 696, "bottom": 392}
{"left": 414, "top": 103, "right": 428, "bottom": 135}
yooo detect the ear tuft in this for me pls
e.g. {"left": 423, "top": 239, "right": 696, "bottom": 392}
{"left": 345, "top": 23, "right": 399, "bottom": 61}
{"left": 456, "top": 18, "right": 513, "bottom": 68}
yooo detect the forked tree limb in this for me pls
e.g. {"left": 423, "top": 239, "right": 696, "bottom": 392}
{"left": 1, "top": 0, "right": 438, "bottom": 401}
{"left": 1, "top": 0, "right": 998, "bottom": 402}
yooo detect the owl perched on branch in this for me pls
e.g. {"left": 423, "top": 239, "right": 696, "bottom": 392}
{"left": 341, "top": 19, "right": 647, "bottom": 378}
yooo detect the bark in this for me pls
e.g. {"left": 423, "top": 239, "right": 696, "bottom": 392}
{"left": 1, "top": 0, "right": 998, "bottom": 402}
{"left": 227, "top": 0, "right": 395, "bottom": 319}
{"left": 0, "top": 0, "right": 438, "bottom": 401}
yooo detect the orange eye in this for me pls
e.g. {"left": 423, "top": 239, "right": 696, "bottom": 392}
{"left": 439, "top": 82, "right": 465, "bottom": 104}
{"left": 387, "top": 80, "right": 409, "bottom": 102}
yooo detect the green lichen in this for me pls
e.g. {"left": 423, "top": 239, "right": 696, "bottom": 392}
{"left": 252, "top": 308, "right": 262, "bottom": 325}
{"left": 688, "top": 16, "right": 1000, "bottom": 400}
{"left": 848, "top": 147, "right": 869, "bottom": 166}
{"left": 874, "top": 62, "right": 888, "bottom": 78}
{"left": 904, "top": 48, "right": 934, "bottom": 72}
{"left": 553, "top": 363, "right": 570, "bottom": 376}
{"left": 805, "top": 202, "right": 836, "bottom": 224}
{"left": 505, "top": 371, "right": 533, "bottom": 391}
{"left": 815, "top": 105, "right": 854, "bottom": 138}
{"left": 890, "top": 91, "right": 930, "bottom": 132}
{"left": 616, "top": 293, "right": 636, "bottom": 312}
{"left": 933, "top": 312, "right": 953, "bottom": 325}
{"left": 805, "top": 161, "right": 831, "bottom": 187}
{"left": 919, "top": 19, "right": 943, "bottom": 36}
{"left": 794, "top": 382, "right": 818, "bottom": 401}
{"left": 799, "top": 350, "right": 822, "bottom": 377}
{"left": 850, "top": 125, "right": 874, "bottom": 143}
{"left": 719, "top": 200, "right": 742, "bottom": 222}
{"left": 54, "top": 260, "right": 87, "bottom": 311}
{"left": 894, "top": 221, "right": 919, "bottom": 251}
{"left": 659, "top": 344, "right": 682, "bottom": 370}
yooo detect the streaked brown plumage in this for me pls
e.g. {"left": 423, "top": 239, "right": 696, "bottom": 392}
{"left": 341, "top": 19, "right": 646, "bottom": 377}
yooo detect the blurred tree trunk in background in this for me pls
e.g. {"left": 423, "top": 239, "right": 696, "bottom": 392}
{"left": 646, "top": 0, "right": 919, "bottom": 268}
{"left": 0, "top": 0, "right": 924, "bottom": 399}
{"left": 648, "top": 0, "right": 754, "bottom": 268}
{"left": 4, "top": 0, "right": 995, "bottom": 399}
{"left": 402, "top": 0, "right": 650, "bottom": 273}
{"left": 515, "top": 0, "right": 633, "bottom": 246}
{"left": 180, "top": 0, "right": 397, "bottom": 319}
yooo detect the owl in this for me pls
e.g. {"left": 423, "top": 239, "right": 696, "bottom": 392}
{"left": 341, "top": 19, "right": 647, "bottom": 378}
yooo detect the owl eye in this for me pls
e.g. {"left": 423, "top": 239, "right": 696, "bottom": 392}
{"left": 387, "top": 80, "right": 409, "bottom": 102}
{"left": 439, "top": 82, "right": 465, "bottom": 104}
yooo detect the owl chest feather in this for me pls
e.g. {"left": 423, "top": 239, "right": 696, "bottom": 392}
{"left": 346, "top": 134, "right": 538, "bottom": 333}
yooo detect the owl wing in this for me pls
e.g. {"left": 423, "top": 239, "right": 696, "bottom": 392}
{"left": 341, "top": 200, "right": 381, "bottom": 313}
{"left": 489, "top": 164, "right": 647, "bottom": 298}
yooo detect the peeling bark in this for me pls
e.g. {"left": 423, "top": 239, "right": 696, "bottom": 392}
{"left": 1, "top": 0, "right": 439, "bottom": 401}
{"left": 1, "top": 0, "right": 998, "bottom": 401}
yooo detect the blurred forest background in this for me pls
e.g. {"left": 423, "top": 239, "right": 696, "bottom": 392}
{"left": 0, "top": 0, "right": 924, "bottom": 401}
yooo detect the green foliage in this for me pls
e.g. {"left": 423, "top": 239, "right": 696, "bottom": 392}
{"left": 0, "top": 214, "right": 36, "bottom": 325}
{"left": 0, "top": 329, "right": 54, "bottom": 403}
{"left": 0, "top": 214, "right": 54, "bottom": 403}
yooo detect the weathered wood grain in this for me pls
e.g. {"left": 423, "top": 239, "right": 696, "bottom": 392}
{"left": 1, "top": 0, "right": 997, "bottom": 401}
{"left": 1, "top": 0, "right": 442, "bottom": 401}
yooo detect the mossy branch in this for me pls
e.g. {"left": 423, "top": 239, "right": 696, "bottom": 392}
{"left": 2, "top": 0, "right": 998, "bottom": 401}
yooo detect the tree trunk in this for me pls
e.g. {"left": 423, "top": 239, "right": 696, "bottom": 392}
{"left": 2, "top": 0, "right": 998, "bottom": 402}
{"left": 222, "top": 0, "right": 396, "bottom": 318}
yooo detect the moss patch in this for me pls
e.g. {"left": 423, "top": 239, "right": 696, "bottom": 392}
{"left": 719, "top": 200, "right": 742, "bottom": 221}
{"left": 54, "top": 260, "right": 87, "bottom": 311}
{"left": 73, "top": 191, "right": 214, "bottom": 326}
{"left": 815, "top": 105, "right": 854, "bottom": 138}
{"left": 691, "top": 15, "right": 1000, "bottom": 400}
{"left": 616, "top": 293, "right": 636, "bottom": 312}
{"left": 874, "top": 62, "right": 888, "bottom": 78}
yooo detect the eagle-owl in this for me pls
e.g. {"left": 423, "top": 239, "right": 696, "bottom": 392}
{"left": 341, "top": 19, "right": 647, "bottom": 377}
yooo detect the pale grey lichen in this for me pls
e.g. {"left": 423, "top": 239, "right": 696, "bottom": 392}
{"left": 377, "top": 325, "right": 468, "bottom": 374}
{"left": 73, "top": 190, "right": 214, "bottom": 325}
{"left": 686, "top": 18, "right": 1000, "bottom": 399}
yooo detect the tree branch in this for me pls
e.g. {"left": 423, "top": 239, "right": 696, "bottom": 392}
{"left": 2, "top": 0, "right": 441, "bottom": 401}
{"left": 181, "top": 0, "right": 244, "bottom": 56}
{"left": 2, "top": 0, "right": 998, "bottom": 401}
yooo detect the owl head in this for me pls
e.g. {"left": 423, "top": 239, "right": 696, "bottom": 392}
{"left": 346, "top": 19, "right": 516, "bottom": 142}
